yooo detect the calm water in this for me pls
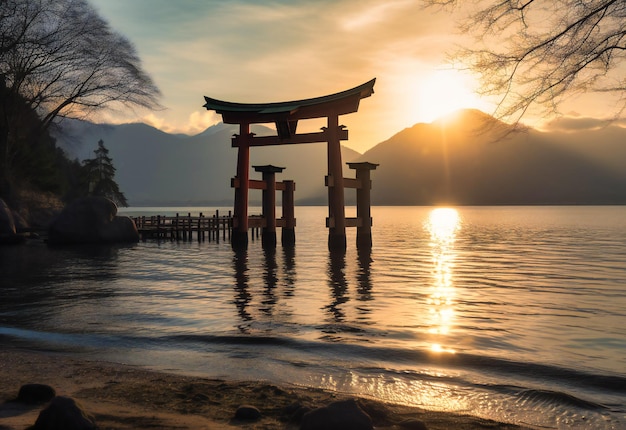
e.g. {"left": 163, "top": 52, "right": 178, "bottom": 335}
{"left": 1, "top": 206, "right": 625, "bottom": 429}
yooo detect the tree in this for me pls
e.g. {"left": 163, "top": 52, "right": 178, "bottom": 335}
{"left": 0, "top": 0, "right": 160, "bottom": 201}
{"left": 431, "top": 1, "right": 626, "bottom": 122}
{"left": 83, "top": 140, "right": 128, "bottom": 207}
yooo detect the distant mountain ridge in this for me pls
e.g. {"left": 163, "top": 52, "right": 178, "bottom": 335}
{"left": 56, "top": 120, "right": 361, "bottom": 206}
{"left": 357, "top": 109, "right": 626, "bottom": 205}
{"left": 56, "top": 109, "right": 626, "bottom": 206}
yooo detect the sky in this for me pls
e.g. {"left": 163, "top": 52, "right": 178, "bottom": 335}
{"left": 88, "top": 0, "right": 621, "bottom": 153}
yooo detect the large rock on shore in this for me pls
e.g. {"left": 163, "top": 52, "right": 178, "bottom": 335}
{"left": 17, "top": 384, "right": 56, "bottom": 404}
{"left": 30, "top": 396, "right": 97, "bottom": 430}
{"left": 0, "top": 198, "right": 22, "bottom": 245}
{"left": 48, "top": 197, "right": 138, "bottom": 245}
{"left": 300, "top": 399, "right": 373, "bottom": 430}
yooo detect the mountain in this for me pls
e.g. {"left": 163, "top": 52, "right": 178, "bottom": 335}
{"left": 357, "top": 109, "right": 626, "bottom": 205}
{"left": 56, "top": 109, "right": 626, "bottom": 206}
{"left": 55, "top": 120, "right": 361, "bottom": 206}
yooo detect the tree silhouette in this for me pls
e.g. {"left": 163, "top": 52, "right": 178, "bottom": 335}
{"left": 83, "top": 140, "right": 128, "bottom": 207}
{"left": 0, "top": 0, "right": 160, "bottom": 202}
{"left": 430, "top": 1, "right": 626, "bottom": 122}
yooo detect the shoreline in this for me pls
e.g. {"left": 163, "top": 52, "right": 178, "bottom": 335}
{"left": 0, "top": 347, "right": 530, "bottom": 430}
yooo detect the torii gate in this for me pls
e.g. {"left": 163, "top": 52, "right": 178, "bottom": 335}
{"left": 203, "top": 78, "right": 376, "bottom": 250}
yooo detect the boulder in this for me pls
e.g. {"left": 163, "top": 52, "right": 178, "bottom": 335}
{"left": 29, "top": 396, "right": 97, "bottom": 430}
{"left": 48, "top": 197, "right": 138, "bottom": 245}
{"left": 17, "top": 384, "right": 56, "bottom": 404}
{"left": 235, "top": 404, "right": 262, "bottom": 421}
{"left": 0, "top": 198, "right": 21, "bottom": 245}
{"left": 12, "top": 209, "right": 30, "bottom": 232}
{"left": 300, "top": 399, "right": 373, "bottom": 430}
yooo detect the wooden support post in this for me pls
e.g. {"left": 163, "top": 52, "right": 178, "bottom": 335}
{"left": 175, "top": 213, "right": 180, "bottom": 241}
{"left": 254, "top": 165, "right": 284, "bottom": 249}
{"left": 228, "top": 210, "right": 232, "bottom": 240}
{"left": 215, "top": 209, "right": 220, "bottom": 243}
{"left": 282, "top": 179, "right": 296, "bottom": 246}
{"left": 198, "top": 212, "right": 202, "bottom": 242}
{"left": 187, "top": 213, "right": 192, "bottom": 241}
{"left": 348, "top": 162, "right": 378, "bottom": 248}
{"left": 232, "top": 123, "right": 251, "bottom": 249}
{"left": 222, "top": 210, "right": 227, "bottom": 241}
{"left": 327, "top": 114, "right": 347, "bottom": 251}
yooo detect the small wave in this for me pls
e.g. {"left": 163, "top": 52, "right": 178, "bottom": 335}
{"left": 516, "top": 388, "right": 609, "bottom": 411}
{"left": 164, "top": 333, "right": 300, "bottom": 347}
{"left": 158, "top": 332, "right": 626, "bottom": 396}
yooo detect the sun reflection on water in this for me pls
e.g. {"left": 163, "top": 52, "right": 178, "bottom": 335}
{"left": 425, "top": 208, "right": 460, "bottom": 354}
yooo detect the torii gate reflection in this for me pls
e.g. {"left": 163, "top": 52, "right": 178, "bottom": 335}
{"left": 203, "top": 79, "right": 376, "bottom": 251}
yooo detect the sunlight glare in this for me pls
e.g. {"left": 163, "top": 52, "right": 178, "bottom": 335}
{"left": 425, "top": 208, "right": 460, "bottom": 355}
{"left": 413, "top": 69, "right": 489, "bottom": 123}
{"left": 431, "top": 343, "right": 456, "bottom": 354}
{"left": 427, "top": 208, "right": 460, "bottom": 244}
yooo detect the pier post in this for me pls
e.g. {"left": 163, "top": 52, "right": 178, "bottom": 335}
{"left": 282, "top": 180, "right": 296, "bottom": 246}
{"left": 348, "top": 162, "right": 378, "bottom": 248}
{"left": 232, "top": 122, "right": 251, "bottom": 249}
{"left": 327, "top": 114, "right": 347, "bottom": 251}
{"left": 254, "top": 165, "right": 284, "bottom": 249}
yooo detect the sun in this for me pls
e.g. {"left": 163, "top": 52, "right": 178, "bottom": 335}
{"left": 413, "top": 69, "right": 490, "bottom": 123}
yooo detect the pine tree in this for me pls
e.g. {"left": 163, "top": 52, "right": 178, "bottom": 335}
{"left": 83, "top": 140, "right": 128, "bottom": 207}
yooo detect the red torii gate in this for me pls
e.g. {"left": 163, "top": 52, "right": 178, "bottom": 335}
{"left": 203, "top": 78, "right": 376, "bottom": 250}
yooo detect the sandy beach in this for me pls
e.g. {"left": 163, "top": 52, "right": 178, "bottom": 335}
{"left": 0, "top": 346, "right": 530, "bottom": 430}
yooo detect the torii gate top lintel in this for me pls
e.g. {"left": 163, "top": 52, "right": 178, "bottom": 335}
{"left": 203, "top": 78, "right": 376, "bottom": 251}
{"left": 203, "top": 78, "right": 375, "bottom": 127}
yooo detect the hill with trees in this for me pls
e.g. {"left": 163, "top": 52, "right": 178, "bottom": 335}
{"left": 0, "top": 0, "right": 160, "bottom": 224}
{"left": 56, "top": 121, "right": 361, "bottom": 206}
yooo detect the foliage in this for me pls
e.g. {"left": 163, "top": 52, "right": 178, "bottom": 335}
{"left": 0, "top": 0, "right": 161, "bottom": 128}
{"left": 429, "top": 0, "right": 626, "bottom": 121}
{"left": 83, "top": 140, "right": 128, "bottom": 207}
{"left": 0, "top": 0, "right": 160, "bottom": 205}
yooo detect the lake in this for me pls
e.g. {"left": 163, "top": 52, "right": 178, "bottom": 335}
{"left": 1, "top": 206, "right": 625, "bottom": 428}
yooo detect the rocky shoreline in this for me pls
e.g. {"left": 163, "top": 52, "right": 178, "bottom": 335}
{"left": 0, "top": 347, "right": 529, "bottom": 430}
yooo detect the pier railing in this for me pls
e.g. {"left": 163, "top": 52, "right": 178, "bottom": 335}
{"left": 132, "top": 210, "right": 270, "bottom": 242}
{"left": 132, "top": 210, "right": 231, "bottom": 242}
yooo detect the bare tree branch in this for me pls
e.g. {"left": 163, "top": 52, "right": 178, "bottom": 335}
{"left": 1, "top": 0, "right": 162, "bottom": 130}
{"left": 427, "top": 0, "right": 626, "bottom": 122}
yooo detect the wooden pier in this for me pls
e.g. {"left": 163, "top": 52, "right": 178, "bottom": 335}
{"left": 132, "top": 210, "right": 288, "bottom": 243}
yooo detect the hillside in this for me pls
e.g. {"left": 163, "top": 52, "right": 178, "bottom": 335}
{"left": 56, "top": 121, "right": 361, "bottom": 206}
{"left": 56, "top": 110, "right": 626, "bottom": 206}
{"left": 357, "top": 110, "right": 626, "bottom": 205}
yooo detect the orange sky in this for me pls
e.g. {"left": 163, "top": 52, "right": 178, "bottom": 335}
{"left": 89, "top": 0, "right": 620, "bottom": 153}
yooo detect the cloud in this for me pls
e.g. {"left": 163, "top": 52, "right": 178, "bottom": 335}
{"left": 542, "top": 116, "right": 614, "bottom": 132}
{"left": 87, "top": 0, "right": 510, "bottom": 151}
{"left": 187, "top": 111, "right": 221, "bottom": 135}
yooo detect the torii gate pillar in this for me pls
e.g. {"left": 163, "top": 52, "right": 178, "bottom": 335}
{"left": 348, "top": 161, "right": 378, "bottom": 248}
{"left": 327, "top": 114, "right": 347, "bottom": 250}
{"left": 253, "top": 164, "right": 284, "bottom": 249}
{"left": 232, "top": 122, "right": 251, "bottom": 249}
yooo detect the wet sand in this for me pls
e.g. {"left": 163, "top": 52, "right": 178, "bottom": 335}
{"left": 0, "top": 347, "right": 529, "bottom": 429}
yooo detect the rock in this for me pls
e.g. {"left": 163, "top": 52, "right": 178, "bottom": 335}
{"left": 300, "top": 399, "right": 373, "bottom": 430}
{"left": 0, "top": 198, "right": 21, "bottom": 244}
{"left": 17, "top": 384, "right": 56, "bottom": 404}
{"left": 235, "top": 404, "right": 262, "bottom": 421}
{"left": 101, "top": 215, "right": 139, "bottom": 243}
{"left": 48, "top": 196, "right": 138, "bottom": 245}
{"left": 12, "top": 209, "right": 30, "bottom": 232}
{"left": 29, "top": 396, "right": 97, "bottom": 430}
{"left": 399, "top": 419, "right": 429, "bottom": 429}
{"left": 284, "top": 401, "right": 312, "bottom": 422}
